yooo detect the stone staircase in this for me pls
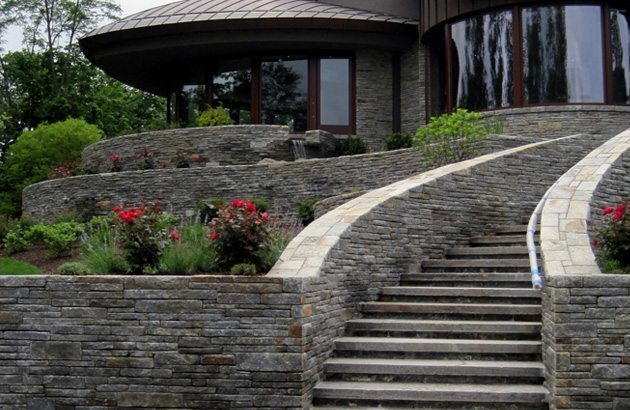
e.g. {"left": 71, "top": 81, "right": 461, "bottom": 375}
{"left": 312, "top": 224, "right": 547, "bottom": 409}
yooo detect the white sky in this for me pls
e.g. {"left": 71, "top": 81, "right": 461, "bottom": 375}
{"left": 3, "top": 0, "right": 180, "bottom": 51}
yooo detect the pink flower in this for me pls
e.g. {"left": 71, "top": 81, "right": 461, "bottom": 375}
{"left": 191, "top": 154, "right": 201, "bottom": 162}
{"left": 170, "top": 232, "right": 181, "bottom": 240}
{"left": 603, "top": 207, "right": 614, "bottom": 216}
{"left": 261, "top": 212, "right": 270, "bottom": 222}
{"left": 161, "top": 161, "right": 170, "bottom": 169}
{"left": 210, "top": 232, "right": 220, "bottom": 241}
{"left": 146, "top": 151, "right": 155, "bottom": 158}
{"left": 613, "top": 205, "right": 626, "bottom": 222}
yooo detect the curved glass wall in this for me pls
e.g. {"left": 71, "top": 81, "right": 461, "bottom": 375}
{"left": 261, "top": 57, "right": 308, "bottom": 132}
{"left": 522, "top": 5, "right": 604, "bottom": 104}
{"left": 429, "top": 2, "right": 628, "bottom": 114}
{"left": 213, "top": 59, "right": 252, "bottom": 125}
{"left": 450, "top": 10, "right": 513, "bottom": 110}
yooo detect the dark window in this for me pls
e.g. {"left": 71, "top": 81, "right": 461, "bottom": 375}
{"left": 319, "top": 58, "right": 351, "bottom": 127}
{"left": 450, "top": 10, "right": 513, "bottom": 110}
{"left": 611, "top": 8, "right": 630, "bottom": 104}
{"left": 261, "top": 57, "right": 308, "bottom": 132}
{"left": 180, "top": 85, "right": 206, "bottom": 127}
{"left": 522, "top": 5, "right": 604, "bottom": 104}
{"left": 212, "top": 59, "right": 252, "bottom": 124}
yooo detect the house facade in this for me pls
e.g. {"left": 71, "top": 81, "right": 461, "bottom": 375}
{"left": 80, "top": 0, "right": 630, "bottom": 148}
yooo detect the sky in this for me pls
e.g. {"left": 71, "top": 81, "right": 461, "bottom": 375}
{"left": 3, "top": 0, "right": 179, "bottom": 51}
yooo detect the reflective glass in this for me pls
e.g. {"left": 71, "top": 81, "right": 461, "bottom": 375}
{"left": 523, "top": 5, "right": 604, "bottom": 104}
{"left": 611, "top": 8, "right": 630, "bottom": 104}
{"left": 181, "top": 85, "right": 206, "bottom": 127}
{"left": 261, "top": 57, "right": 308, "bottom": 132}
{"left": 213, "top": 59, "right": 252, "bottom": 124}
{"left": 451, "top": 10, "right": 513, "bottom": 110}
{"left": 320, "top": 58, "right": 350, "bottom": 126}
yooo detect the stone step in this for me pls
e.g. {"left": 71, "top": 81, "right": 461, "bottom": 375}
{"left": 334, "top": 337, "right": 541, "bottom": 355}
{"left": 313, "top": 381, "right": 547, "bottom": 404}
{"left": 359, "top": 302, "right": 541, "bottom": 317}
{"left": 446, "top": 246, "right": 533, "bottom": 257}
{"left": 470, "top": 235, "right": 535, "bottom": 246}
{"left": 324, "top": 358, "right": 544, "bottom": 378}
{"left": 346, "top": 319, "right": 542, "bottom": 336}
{"left": 380, "top": 287, "right": 541, "bottom": 299}
{"left": 422, "top": 259, "right": 531, "bottom": 270}
{"left": 492, "top": 225, "right": 535, "bottom": 235}
{"left": 400, "top": 272, "right": 532, "bottom": 287}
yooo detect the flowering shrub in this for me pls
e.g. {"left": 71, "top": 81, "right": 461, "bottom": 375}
{"left": 134, "top": 149, "right": 156, "bottom": 170}
{"left": 595, "top": 201, "right": 629, "bottom": 272}
{"left": 112, "top": 205, "right": 173, "bottom": 274}
{"left": 210, "top": 198, "right": 270, "bottom": 271}
{"left": 48, "top": 162, "right": 80, "bottom": 179}
{"left": 109, "top": 154, "right": 122, "bottom": 172}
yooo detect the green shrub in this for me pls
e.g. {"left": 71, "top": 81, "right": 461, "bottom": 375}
{"left": 52, "top": 211, "right": 84, "bottom": 224}
{"left": 338, "top": 136, "right": 367, "bottom": 156}
{"left": 27, "top": 222, "right": 84, "bottom": 258}
{"left": 82, "top": 216, "right": 129, "bottom": 274}
{"left": 159, "top": 224, "right": 218, "bottom": 274}
{"left": 230, "top": 263, "right": 257, "bottom": 276}
{"left": 197, "top": 106, "right": 235, "bottom": 127}
{"left": 0, "top": 215, "right": 20, "bottom": 245}
{"left": 209, "top": 199, "right": 270, "bottom": 271}
{"left": 247, "top": 197, "right": 270, "bottom": 213}
{"left": 3, "top": 226, "right": 30, "bottom": 254}
{"left": 57, "top": 262, "right": 91, "bottom": 276}
{"left": 296, "top": 199, "right": 319, "bottom": 226}
{"left": 257, "top": 230, "right": 289, "bottom": 272}
{"left": 0, "top": 119, "right": 103, "bottom": 215}
{"left": 198, "top": 197, "right": 225, "bottom": 223}
{"left": 0, "top": 257, "right": 41, "bottom": 275}
{"left": 413, "top": 109, "right": 488, "bottom": 167}
{"left": 384, "top": 132, "right": 413, "bottom": 150}
{"left": 159, "top": 240, "right": 195, "bottom": 275}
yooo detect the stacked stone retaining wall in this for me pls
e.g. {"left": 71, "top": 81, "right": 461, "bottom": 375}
{"left": 23, "top": 135, "right": 540, "bottom": 223}
{"left": 540, "top": 129, "right": 630, "bottom": 410}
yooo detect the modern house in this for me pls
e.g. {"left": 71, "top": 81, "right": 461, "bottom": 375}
{"left": 80, "top": 0, "right": 629, "bottom": 148}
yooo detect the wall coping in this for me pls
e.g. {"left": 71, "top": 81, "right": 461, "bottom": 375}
{"left": 481, "top": 104, "right": 630, "bottom": 117}
{"left": 540, "top": 128, "right": 630, "bottom": 277}
{"left": 269, "top": 135, "right": 582, "bottom": 279}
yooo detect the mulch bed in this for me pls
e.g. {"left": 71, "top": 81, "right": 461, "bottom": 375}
{"left": 0, "top": 246, "right": 80, "bottom": 274}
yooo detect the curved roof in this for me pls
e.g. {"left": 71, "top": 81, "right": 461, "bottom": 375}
{"left": 89, "top": 0, "right": 416, "bottom": 36}
{"left": 80, "top": 0, "right": 418, "bottom": 95}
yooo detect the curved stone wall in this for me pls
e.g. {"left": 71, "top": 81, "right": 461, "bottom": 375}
{"left": 482, "top": 105, "right": 630, "bottom": 139}
{"left": 24, "top": 135, "right": 540, "bottom": 222}
{"left": 81, "top": 125, "right": 295, "bottom": 172}
{"left": 539, "top": 129, "right": 630, "bottom": 410}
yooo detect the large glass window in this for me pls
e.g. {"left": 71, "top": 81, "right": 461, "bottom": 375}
{"left": 611, "top": 8, "right": 630, "bottom": 104}
{"left": 261, "top": 57, "right": 308, "bottom": 132}
{"left": 320, "top": 58, "right": 351, "bottom": 127}
{"left": 450, "top": 10, "right": 513, "bottom": 110}
{"left": 180, "top": 85, "right": 206, "bottom": 127}
{"left": 523, "top": 5, "right": 604, "bottom": 104}
{"left": 213, "top": 59, "right": 252, "bottom": 124}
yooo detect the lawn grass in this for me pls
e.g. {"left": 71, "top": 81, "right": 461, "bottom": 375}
{"left": 0, "top": 257, "right": 42, "bottom": 275}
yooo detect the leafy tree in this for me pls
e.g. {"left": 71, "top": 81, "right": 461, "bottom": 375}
{"left": 0, "top": 118, "right": 102, "bottom": 215}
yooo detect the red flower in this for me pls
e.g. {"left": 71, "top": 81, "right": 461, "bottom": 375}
{"left": 109, "top": 154, "right": 120, "bottom": 162}
{"left": 613, "top": 205, "right": 626, "bottom": 222}
{"left": 170, "top": 231, "right": 181, "bottom": 240}
{"left": 232, "top": 199, "right": 243, "bottom": 208}
{"left": 603, "top": 206, "right": 614, "bottom": 216}
{"left": 246, "top": 202, "right": 257, "bottom": 213}
{"left": 210, "top": 232, "right": 220, "bottom": 241}
{"left": 113, "top": 205, "right": 121, "bottom": 213}
{"left": 161, "top": 161, "right": 170, "bottom": 169}
{"left": 146, "top": 151, "right": 155, "bottom": 158}
{"left": 191, "top": 153, "right": 201, "bottom": 162}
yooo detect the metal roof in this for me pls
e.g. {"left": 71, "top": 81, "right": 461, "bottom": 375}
{"left": 88, "top": 0, "right": 416, "bottom": 37}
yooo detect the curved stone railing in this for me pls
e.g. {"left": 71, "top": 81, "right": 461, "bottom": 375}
{"left": 539, "top": 129, "right": 630, "bottom": 410}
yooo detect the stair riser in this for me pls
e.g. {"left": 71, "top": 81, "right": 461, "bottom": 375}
{"left": 333, "top": 351, "right": 542, "bottom": 362}
{"left": 313, "top": 390, "right": 546, "bottom": 404}
{"left": 327, "top": 373, "right": 544, "bottom": 385}
{"left": 313, "top": 399, "right": 548, "bottom": 409}
{"left": 359, "top": 312, "right": 541, "bottom": 322}
{"left": 360, "top": 304, "right": 541, "bottom": 316}
{"left": 348, "top": 331, "right": 542, "bottom": 341}
{"left": 421, "top": 266, "right": 532, "bottom": 273}
{"left": 399, "top": 280, "right": 533, "bottom": 288}
{"left": 379, "top": 296, "right": 540, "bottom": 304}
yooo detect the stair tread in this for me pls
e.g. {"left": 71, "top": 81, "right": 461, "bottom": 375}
{"left": 422, "top": 259, "right": 531, "bottom": 266}
{"left": 446, "top": 246, "right": 532, "bottom": 255}
{"left": 361, "top": 301, "right": 541, "bottom": 313}
{"left": 326, "top": 357, "right": 544, "bottom": 370}
{"left": 347, "top": 318, "right": 541, "bottom": 330}
{"left": 402, "top": 272, "right": 531, "bottom": 280}
{"left": 336, "top": 337, "right": 541, "bottom": 346}
{"left": 380, "top": 287, "right": 540, "bottom": 298}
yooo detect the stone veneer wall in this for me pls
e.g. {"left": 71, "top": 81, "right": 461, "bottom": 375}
{"left": 400, "top": 39, "right": 424, "bottom": 135}
{"left": 81, "top": 125, "right": 295, "bottom": 172}
{"left": 482, "top": 106, "right": 630, "bottom": 139}
{"left": 540, "top": 129, "right": 630, "bottom": 410}
{"left": 1, "top": 135, "right": 601, "bottom": 409}
{"left": 355, "top": 49, "right": 393, "bottom": 150}
{"left": 22, "top": 135, "right": 539, "bottom": 222}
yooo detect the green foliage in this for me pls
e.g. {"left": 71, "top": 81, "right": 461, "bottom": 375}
{"left": 57, "top": 262, "right": 91, "bottom": 276}
{"left": 81, "top": 216, "right": 129, "bottom": 274}
{"left": 0, "top": 257, "right": 41, "bottom": 275}
{"left": 413, "top": 109, "right": 488, "bottom": 167}
{"left": 247, "top": 197, "right": 270, "bottom": 213}
{"left": 3, "top": 226, "right": 30, "bottom": 254}
{"left": 256, "top": 230, "right": 289, "bottom": 272}
{"left": 197, "top": 106, "right": 235, "bottom": 127}
{"left": 0, "top": 119, "right": 103, "bottom": 215}
{"left": 230, "top": 263, "right": 257, "bottom": 276}
{"left": 198, "top": 197, "right": 225, "bottom": 223}
{"left": 210, "top": 199, "right": 270, "bottom": 271}
{"left": 384, "top": 132, "right": 413, "bottom": 150}
{"left": 338, "top": 136, "right": 367, "bottom": 156}
{"left": 296, "top": 199, "right": 319, "bottom": 226}
{"left": 27, "top": 222, "right": 84, "bottom": 258}
{"left": 595, "top": 202, "right": 629, "bottom": 273}
{"left": 159, "top": 224, "right": 218, "bottom": 274}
